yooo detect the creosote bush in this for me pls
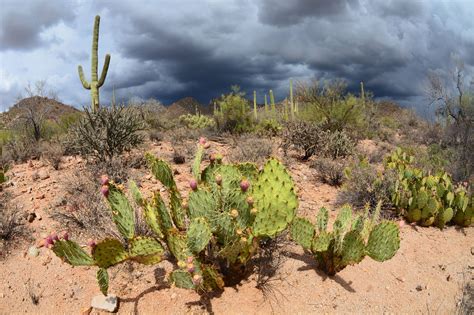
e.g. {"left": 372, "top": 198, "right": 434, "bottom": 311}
{"left": 230, "top": 135, "right": 273, "bottom": 164}
{"left": 311, "top": 158, "right": 345, "bottom": 187}
{"left": 67, "top": 106, "right": 145, "bottom": 162}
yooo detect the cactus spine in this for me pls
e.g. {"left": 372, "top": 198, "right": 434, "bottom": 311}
{"left": 253, "top": 90, "right": 257, "bottom": 119}
{"left": 78, "top": 15, "right": 111, "bottom": 112}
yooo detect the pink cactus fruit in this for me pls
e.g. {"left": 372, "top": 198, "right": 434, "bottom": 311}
{"left": 209, "top": 154, "right": 216, "bottom": 163}
{"left": 199, "top": 137, "right": 206, "bottom": 145}
{"left": 187, "top": 263, "right": 195, "bottom": 273}
{"left": 87, "top": 239, "right": 96, "bottom": 248}
{"left": 44, "top": 235, "right": 54, "bottom": 248}
{"left": 51, "top": 231, "right": 59, "bottom": 242}
{"left": 189, "top": 179, "right": 198, "bottom": 191}
{"left": 60, "top": 231, "right": 69, "bottom": 241}
{"left": 240, "top": 179, "right": 250, "bottom": 192}
{"left": 100, "top": 175, "right": 109, "bottom": 185}
{"left": 186, "top": 256, "right": 194, "bottom": 264}
{"left": 100, "top": 185, "right": 109, "bottom": 197}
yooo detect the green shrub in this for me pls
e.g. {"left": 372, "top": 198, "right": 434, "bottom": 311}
{"left": 255, "top": 119, "right": 282, "bottom": 136}
{"left": 311, "top": 158, "right": 345, "bottom": 186}
{"left": 214, "top": 87, "right": 253, "bottom": 133}
{"left": 179, "top": 114, "right": 216, "bottom": 129}
{"left": 66, "top": 106, "right": 145, "bottom": 162}
{"left": 281, "top": 121, "right": 323, "bottom": 160}
{"left": 319, "top": 129, "right": 355, "bottom": 159}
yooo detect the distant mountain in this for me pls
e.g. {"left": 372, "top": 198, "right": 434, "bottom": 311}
{"left": 0, "top": 96, "right": 80, "bottom": 127}
{"left": 168, "top": 97, "right": 212, "bottom": 116}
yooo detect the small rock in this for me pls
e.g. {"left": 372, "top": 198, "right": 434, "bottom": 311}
{"left": 91, "top": 294, "right": 118, "bottom": 312}
{"left": 416, "top": 285, "right": 423, "bottom": 291}
{"left": 28, "top": 246, "right": 40, "bottom": 257}
{"left": 35, "top": 193, "right": 45, "bottom": 200}
{"left": 27, "top": 213, "right": 37, "bottom": 223}
{"left": 38, "top": 171, "right": 50, "bottom": 180}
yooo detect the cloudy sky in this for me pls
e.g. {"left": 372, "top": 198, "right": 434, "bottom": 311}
{"left": 1, "top": 0, "right": 473, "bottom": 116}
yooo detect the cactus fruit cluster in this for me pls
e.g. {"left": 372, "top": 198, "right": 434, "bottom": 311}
{"left": 290, "top": 204, "right": 400, "bottom": 275}
{"left": 78, "top": 15, "right": 110, "bottom": 112}
{"left": 386, "top": 148, "right": 473, "bottom": 228}
{"left": 49, "top": 138, "right": 297, "bottom": 294}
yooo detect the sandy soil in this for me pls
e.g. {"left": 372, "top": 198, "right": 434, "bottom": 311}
{"left": 0, "top": 140, "right": 472, "bottom": 314}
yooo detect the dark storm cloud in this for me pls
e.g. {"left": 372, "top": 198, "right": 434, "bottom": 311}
{"left": 257, "top": 0, "right": 360, "bottom": 26}
{"left": 0, "top": 0, "right": 74, "bottom": 50}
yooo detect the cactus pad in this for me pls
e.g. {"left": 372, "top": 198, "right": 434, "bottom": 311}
{"left": 170, "top": 270, "right": 194, "bottom": 289}
{"left": 316, "top": 207, "right": 328, "bottom": 232}
{"left": 290, "top": 217, "right": 315, "bottom": 250}
{"left": 51, "top": 240, "right": 94, "bottom": 266}
{"left": 187, "top": 217, "right": 212, "bottom": 254}
{"left": 341, "top": 231, "right": 365, "bottom": 265}
{"left": 129, "top": 237, "right": 164, "bottom": 265}
{"left": 107, "top": 184, "right": 135, "bottom": 239}
{"left": 97, "top": 268, "right": 109, "bottom": 296}
{"left": 366, "top": 221, "right": 400, "bottom": 262}
{"left": 92, "top": 239, "right": 129, "bottom": 268}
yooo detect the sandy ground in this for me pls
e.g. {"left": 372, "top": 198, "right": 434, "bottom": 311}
{"left": 0, "top": 140, "right": 472, "bottom": 314}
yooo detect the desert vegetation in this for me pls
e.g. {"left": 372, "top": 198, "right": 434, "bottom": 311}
{"left": 0, "top": 13, "right": 472, "bottom": 315}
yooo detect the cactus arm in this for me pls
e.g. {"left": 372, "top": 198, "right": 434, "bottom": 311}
{"left": 91, "top": 15, "right": 99, "bottom": 82}
{"left": 78, "top": 65, "right": 91, "bottom": 89}
{"left": 98, "top": 53, "right": 110, "bottom": 87}
{"left": 51, "top": 240, "right": 94, "bottom": 266}
{"left": 97, "top": 268, "right": 109, "bottom": 296}
{"left": 192, "top": 144, "right": 204, "bottom": 181}
{"left": 106, "top": 184, "right": 135, "bottom": 239}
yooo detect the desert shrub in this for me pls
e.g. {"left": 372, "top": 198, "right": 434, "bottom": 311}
{"left": 2, "top": 136, "right": 40, "bottom": 162}
{"left": 214, "top": 86, "right": 253, "bottom": 133}
{"left": 86, "top": 157, "right": 130, "bottom": 184}
{"left": 66, "top": 106, "right": 145, "bottom": 162}
{"left": 179, "top": 114, "right": 216, "bottom": 130}
{"left": 296, "top": 80, "right": 367, "bottom": 133}
{"left": 229, "top": 135, "right": 274, "bottom": 164}
{"left": 281, "top": 121, "right": 323, "bottom": 160}
{"left": 0, "top": 193, "right": 26, "bottom": 257}
{"left": 148, "top": 129, "right": 163, "bottom": 143}
{"left": 319, "top": 129, "right": 355, "bottom": 159}
{"left": 340, "top": 158, "right": 396, "bottom": 211}
{"left": 40, "top": 141, "right": 64, "bottom": 170}
{"left": 255, "top": 119, "right": 282, "bottom": 137}
{"left": 311, "top": 158, "right": 345, "bottom": 186}
{"left": 50, "top": 169, "right": 118, "bottom": 240}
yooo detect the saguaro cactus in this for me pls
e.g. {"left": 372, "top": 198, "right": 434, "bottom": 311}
{"left": 253, "top": 90, "right": 257, "bottom": 119}
{"left": 264, "top": 94, "right": 268, "bottom": 113}
{"left": 269, "top": 89, "right": 275, "bottom": 113}
{"left": 78, "top": 15, "right": 111, "bottom": 112}
{"left": 290, "top": 79, "right": 295, "bottom": 120}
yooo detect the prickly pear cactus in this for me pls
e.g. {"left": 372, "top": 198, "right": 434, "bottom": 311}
{"left": 387, "top": 148, "right": 472, "bottom": 229}
{"left": 290, "top": 204, "right": 400, "bottom": 275}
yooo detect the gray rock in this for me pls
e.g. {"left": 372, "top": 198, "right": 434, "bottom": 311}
{"left": 28, "top": 246, "right": 39, "bottom": 257}
{"left": 91, "top": 294, "right": 118, "bottom": 312}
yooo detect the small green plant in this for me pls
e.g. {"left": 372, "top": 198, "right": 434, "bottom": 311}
{"left": 290, "top": 204, "right": 400, "bottom": 275}
{"left": 179, "top": 114, "right": 216, "bottom": 129}
{"left": 386, "top": 148, "right": 473, "bottom": 228}
{"left": 214, "top": 86, "right": 253, "bottom": 133}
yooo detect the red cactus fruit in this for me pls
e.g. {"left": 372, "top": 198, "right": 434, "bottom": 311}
{"left": 187, "top": 263, "right": 195, "bottom": 273}
{"left": 100, "top": 185, "right": 109, "bottom": 197}
{"left": 87, "top": 239, "right": 96, "bottom": 248}
{"left": 240, "top": 179, "right": 250, "bottom": 192}
{"left": 61, "top": 231, "right": 69, "bottom": 241}
{"left": 199, "top": 137, "right": 206, "bottom": 145}
{"left": 100, "top": 175, "right": 109, "bottom": 185}
{"left": 44, "top": 235, "right": 54, "bottom": 248}
{"left": 189, "top": 179, "right": 198, "bottom": 191}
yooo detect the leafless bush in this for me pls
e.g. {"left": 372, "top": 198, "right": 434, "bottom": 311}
{"left": 148, "top": 129, "right": 163, "bottom": 143}
{"left": 230, "top": 135, "right": 274, "bottom": 164}
{"left": 50, "top": 170, "right": 119, "bottom": 240}
{"left": 40, "top": 141, "right": 64, "bottom": 170}
{"left": 2, "top": 137, "right": 40, "bottom": 162}
{"left": 281, "top": 121, "right": 323, "bottom": 160}
{"left": 311, "top": 158, "right": 345, "bottom": 186}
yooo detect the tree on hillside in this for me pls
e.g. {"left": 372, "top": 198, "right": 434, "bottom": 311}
{"left": 426, "top": 58, "right": 474, "bottom": 180}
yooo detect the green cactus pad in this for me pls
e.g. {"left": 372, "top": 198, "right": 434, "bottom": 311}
{"left": 107, "top": 184, "right": 135, "bottom": 239}
{"left": 312, "top": 231, "right": 333, "bottom": 253}
{"left": 316, "top": 207, "right": 328, "bottom": 232}
{"left": 170, "top": 190, "right": 186, "bottom": 230}
{"left": 129, "top": 237, "right": 164, "bottom": 265}
{"left": 187, "top": 217, "right": 212, "bottom": 254}
{"left": 202, "top": 264, "right": 225, "bottom": 292}
{"left": 153, "top": 192, "right": 174, "bottom": 232}
{"left": 188, "top": 189, "right": 217, "bottom": 222}
{"left": 97, "top": 268, "right": 109, "bottom": 296}
{"left": 366, "top": 221, "right": 400, "bottom": 262}
{"left": 192, "top": 144, "right": 205, "bottom": 181}
{"left": 406, "top": 208, "right": 422, "bottom": 223}
{"left": 51, "top": 240, "right": 94, "bottom": 266}
{"left": 290, "top": 217, "right": 315, "bottom": 250}
{"left": 252, "top": 158, "right": 298, "bottom": 237}
{"left": 218, "top": 241, "right": 243, "bottom": 264}
{"left": 128, "top": 180, "right": 144, "bottom": 207}
{"left": 146, "top": 154, "right": 177, "bottom": 190}
{"left": 170, "top": 270, "right": 194, "bottom": 289}
{"left": 144, "top": 203, "right": 164, "bottom": 239}
{"left": 416, "top": 189, "right": 428, "bottom": 209}
{"left": 341, "top": 231, "right": 365, "bottom": 266}
{"left": 167, "top": 229, "right": 191, "bottom": 261}
{"left": 436, "top": 207, "right": 454, "bottom": 229}
{"left": 236, "top": 163, "right": 259, "bottom": 180}
{"left": 92, "top": 239, "right": 129, "bottom": 268}
{"left": 421, "top": 197, "right": 439, "bottom": 219}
